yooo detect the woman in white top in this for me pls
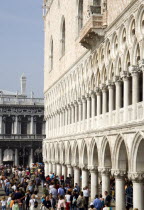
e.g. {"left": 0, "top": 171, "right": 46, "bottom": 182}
{"left": 65, "top": 191, "right": 71, "bottom": 210}
{"left": 29, "top": 194, "right": 38, "bottom": 210}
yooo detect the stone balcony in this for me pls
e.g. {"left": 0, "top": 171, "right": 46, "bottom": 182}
{"left": 0, "top": 134, "right": 46, "bottom": 141}
{"left": 79, "top": 7, "right": 106, "bottom": 49}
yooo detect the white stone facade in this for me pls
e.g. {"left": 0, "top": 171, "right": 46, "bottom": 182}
{"left": 43, "top": 0, "right": 144, "bottom": 209}
{"left": 0, "top": 76, "right": 45, "bottom": 167}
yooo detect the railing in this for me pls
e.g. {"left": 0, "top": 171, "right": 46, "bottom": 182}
{"left": 47, "top": 101, "right": 144, "bottom": 138}
{"left": 0, "top": 134, "right": 46, "bottom": 140}
{"left": 0, "top": 97, "right": 44, "bottom": 105}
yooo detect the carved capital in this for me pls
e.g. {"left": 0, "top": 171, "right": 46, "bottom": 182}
{"left": 139, "top": 59, "right": 144, "bottom": 70}
{"left": 88, "top": 165, "right": 98, "bottom": 172}
{"left": 129, "top": 65, "right": 140, "bottom": 76}
{"left": 107, "top": 80, "right": 114, "bottom": 89}
{"left": 98, "top": 167, "right": 110, "bottom": 175}
{"left": 101, "top": 83, "right": 107, "bottom": 92}
{"left": 121, "top": 71, "right": 130, "bottom": 81}
{"left": 96, "top": 87, "right": 101, "bottom": 95}
{"left": 80, "top": 164, "right": 87, "bottom": 170}
{"left": 128, "top": 172, "right": 144, "bottom": 182}
{"left": 111, "top": 169, "right": 126, "bottom": 178}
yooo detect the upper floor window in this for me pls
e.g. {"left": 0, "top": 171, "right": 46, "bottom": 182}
{"left": 78, "top": 0, "right": 83, "bottom": 33}
{"left": 61, "top": 18, "right": 65, "bottom": 57}
{"left": 49, "top": 37, "right": 53, "bottom": 71}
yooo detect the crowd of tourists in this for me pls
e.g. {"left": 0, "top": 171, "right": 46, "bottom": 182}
{"left": 0, "top": 165, "right": 135, "bottom": 210}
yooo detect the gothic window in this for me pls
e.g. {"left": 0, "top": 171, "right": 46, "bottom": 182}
{"left": 50, "top": 38, "right": 53, "bottom": 71}
{"left": 61, "top": 18, "right": 65, "bottom": 56}
{"left": 78, "top": 0, "right": 83, "bottom": 34}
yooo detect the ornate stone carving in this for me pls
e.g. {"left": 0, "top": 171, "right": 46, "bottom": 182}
{"left": 128, "top": 172, "right": 144, "bottom": 182}
{"left": 111, "top": 169, "right": 126, "bottom": 178}
{"left": 98, "top": 167, "right": 111, "bottom": 175}
{"left": 129, "top": 65, "right": 141, "bottom": 76}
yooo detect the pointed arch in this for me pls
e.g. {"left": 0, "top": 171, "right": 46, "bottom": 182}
{"left": 131, "top": 131, "right": 144, "bottom": 172}
{"left": 113, "top": 134, "right": 129, "bottom": 171}
{"left": 101, "top": 137, "right": 112, "bottom": 168}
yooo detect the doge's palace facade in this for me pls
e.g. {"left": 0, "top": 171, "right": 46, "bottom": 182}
{"left": 43, "top": 0, "right": 144, "bottom": 209}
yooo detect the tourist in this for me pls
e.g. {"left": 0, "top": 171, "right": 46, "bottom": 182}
{"left": 42, "top": 195, "right": 51, "bottom": 209}
{"left": 65, "top": 191, "right": 71, "bottom": 210}
{"left": 12, "top": 200, "right": 19, "bottom": 210}
{"left": 58, "top": 185, "right": 65, "bottom": 196}
{"left": 103, "top": 202, "right": 112, "bottom": 210}
{"left": 83, "top": 186, "right": 89, "bottom": 209}
{"left": 25, "top": 190, "right": 31, "bottom": 210}
{"left": 93, "top": 195, "right": 102, "bottom": 210}
{"left": 29, "top": 194, "right": 38, "bottom": 210}
{"left": 0, "top": 196, "right": 7, "bottom": 210}
{"left": 99, "top": 194, "right": 104, "bottom": 208}
{"left": 49, "top": 185, "right": 58, "bottom": 200}
{"left": 49, "top": 193, "right": 56, "bottom": 210}
{"left": 57, "top": 195, "right": 66, "bottom": 210}
{"left": 104, "top": 191, "right": 112, "bottom": 207}
{"left": 77, "top": 191, "right": 86, "bottom": 210}
{"left": 70, "top": 190, "right": 78, "bottom": 210}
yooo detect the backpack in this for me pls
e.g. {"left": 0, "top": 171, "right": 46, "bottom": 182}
{"left": 34, "top": 200, "right": 38, "bottom": 208}
{"left": 77, "top": 198, "right": 81, "bottom": 207}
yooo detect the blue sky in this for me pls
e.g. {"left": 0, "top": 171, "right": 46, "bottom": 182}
{"left": 0, "top": 1, "right": 44, "bottom": 97}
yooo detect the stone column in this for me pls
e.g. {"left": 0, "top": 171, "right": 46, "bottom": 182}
{"left": 91, "top": 91, "right": 96, "bottom": 117}
{"left": 130, "top": 173, "right": 144, "bottom": 210}
{"left": 57, "top": 163, "right": 62, "bottom": 176}
{"left": 14, "top": 116, "right": 18, "bottom": 134}
{"left": 30, "top": 116, "right": 34, "bottom": 134}
{"left": 100, "top": 168, "right": 110, "bottom": 197}
{"left": 108, "top": 82, "right": 114, "bottom": 125}
{"left": 139, "top": 59, "right": 144, "bottom": 101}
{"left": 90, "top": 169, "right": 98, "bottom": 200}
{"left": 14, "top": 148, "right": 19, "bottom": 166}
{"left": 74, "top": 101, "right": 78, "bottom": 123}
{"left": 74, "top": 167, "right": 80, "bottom": 185}
{"left": 49, "top": 162, "right": 52, "bottom": 174}
{"left": 78, "top": 98, "right": 82, "bottom": 121}
{"left": 82, "top": 96, "right": 87, "bottom": 120}
{"left": 102, "top": 84, "right": 107, "bottom": 114}
{"left": 67, "top": 164, "right": 73, "bottom": 177}
{"left": 71, "top": 103, "right": 75, "bottom": 124}
{"left": 122, "top": 72, "right": 130, "bottom": 121}
{"left": 52, "top": 163, "right": 56, "bottom": 174}
{"left": 113, "top": 170, "right": 126, "bottom": 210}
{"left": 0, "top": 149, "right": 2, "bottom": 165}
{"left": 96, "top": 88, "right": 101, "bottom": 116}
{"left": 67, "top": 105, "right": 71, "bottom": 124}
{"left": 45, "top": 162, "right": 49, "bottom": 176}
{"left": 0, "top": 116, "right": 2, "bottom": 134}
{"left": 130, "top": 66, "right": 140, "bottom": 120}
{"left": 115, "top": 77, "right": 122, "bottom": 123}
{"left": 108, "top": 82, "right": 114, "bottom": 112}
{"left": 86, "top": 95, "right": 91, "bottom": 119}
{"left": 64, "top": 107, "right": 68, "bottom": 126}
{"left": 82, "top": 169, "right": 88, "bottom": 189}
{"left": 62, "top": 165, "right": 67, "bottom": 180}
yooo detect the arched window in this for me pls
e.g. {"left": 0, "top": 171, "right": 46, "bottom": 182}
{"left": 50, "top": 38, "right": 53, "bottom": 71}
{"left": 61, "top": 18, "right": 65, "bottom": 56}
{"left": 78, "top": 0, "right": 83, "bottom": 33}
